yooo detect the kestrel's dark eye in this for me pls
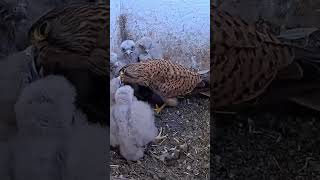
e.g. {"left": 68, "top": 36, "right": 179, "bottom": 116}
{"left": 34, "top": 21, "right": 50, "bottom": 41}
{"left": 39, "top": 22, "right": 49, "bottom": 36}
{"left": 139, "top": 45, "right": 144, "bottom": 49}
{"left": 122, "top": 48, "right": 125, "bottom": 51}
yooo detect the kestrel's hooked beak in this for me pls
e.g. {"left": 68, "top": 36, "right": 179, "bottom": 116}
{"left": 119, "top": 70, "right": 125, "bottom": 83}
{"left": 24, "top": 46, "right": 42, "bottom": 82}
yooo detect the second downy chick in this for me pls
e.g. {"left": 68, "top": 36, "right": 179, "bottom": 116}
{"left": 110, "top": 85, "right": 158, "bottom": 161}
{"left": 136, "top": 36, "right": 163, "bottom": 62}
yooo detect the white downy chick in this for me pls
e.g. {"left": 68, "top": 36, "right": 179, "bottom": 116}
{"left": 110, "top": 85, "right": 158, "bottom": 161}
{"left": 110, "top": 76, "right": 122, "bottom": 106}
{"left": 14, "top": 75, "right": 76, "bottom": 135}
{"left": 110, "top": 52, "right": 125, "bottom": 78}
{"left": 136, "top": 36, "right": 163, "bottom": 62}
{"left": 118, "top": 40, "right": 139, "bottom": 64}
{"left": 0, "top": 46, "right": 39, "bottom": 139}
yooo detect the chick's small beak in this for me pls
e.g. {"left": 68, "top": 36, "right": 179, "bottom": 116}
{"left": 125, "top": 50, "right": 132, "bottom": 55}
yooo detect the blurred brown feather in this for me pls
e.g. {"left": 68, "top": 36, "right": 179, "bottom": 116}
{"left": 212, "top": 5, "right": 320, "bottom": 112}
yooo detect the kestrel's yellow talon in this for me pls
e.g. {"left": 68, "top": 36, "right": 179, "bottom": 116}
{"left": 154, "top": 104, "right": 160, "bottom": 114}
{"left": 154, "top": 103, "right": 166, "bottom": 114}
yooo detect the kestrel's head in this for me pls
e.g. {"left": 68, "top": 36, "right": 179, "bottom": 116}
{"left": 29, "top": 15, "right": 54, "bottom": 48}
{"left": 28, "top": 7, "right": 66, "bottom": 75}
{"left": 119, "top": 63, "right": 149, "bottom": 86}
{"left": 120, "top": 40, "right": 135, "bottom": 56}
{"left": 136, "top": 36, "right": 153, "bottom": 54}
{"left": 28, "top": 3, "right": 108, "bottom": 76}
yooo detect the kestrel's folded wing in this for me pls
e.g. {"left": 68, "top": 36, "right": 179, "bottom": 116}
{"left": 146, "top": 60, "right": 202, "bottom": 97}
{"left": 212, "top": 6, "right": 295, "bottom": 108}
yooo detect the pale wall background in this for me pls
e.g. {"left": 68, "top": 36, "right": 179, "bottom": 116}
{"left": 216, "top": 0, "right": 320, "bottom": 29}
{"left": 110, "top": 0, "right": 210, "bottom": 69}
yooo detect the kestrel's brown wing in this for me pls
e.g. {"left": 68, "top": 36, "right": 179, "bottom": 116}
{"left": 212, "top": 6, "right": 295, "bottom": 108}
{"left": 140, "top": 60, "right": 203, "bottom": 98}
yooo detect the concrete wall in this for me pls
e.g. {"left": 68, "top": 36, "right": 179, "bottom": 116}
{"left": 110, "top": 0, "right": 120, "bottom": 54}
{"left": 217, "top": 0, "right": 320, "bottom": 30}
{"left": 110, "top": 0, "right": 210, "bottom": 69}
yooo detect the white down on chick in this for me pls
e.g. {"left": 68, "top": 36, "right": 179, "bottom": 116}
{"left": 110, "top": 85, "right": 158, "bottom": 161}
{"left": 110, "top": 52, "right": 126, "bottom": 78}
{"left": 110, "top": 76, "right": 122, "bottom": 106}
{"left": 0, "top": 46, "right": 38, "bottom": 139}
{"left": 14, "top": 75, "right": 76, "bottom": 135}
{"left": 110, "top": 77, "right": 137, "bottom": 106}
{"left": 118, "top": 40, "right": 139, "bottom": 64}
{"left": 136, "top": 36, "right": 163, "bottom": 62}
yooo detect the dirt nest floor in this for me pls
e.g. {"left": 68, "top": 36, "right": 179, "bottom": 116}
{"left": 111, "top": 96, "right": 210, "bottom": 180}
{"left": 211, "top": 106, "right": 320, "bottom": 180}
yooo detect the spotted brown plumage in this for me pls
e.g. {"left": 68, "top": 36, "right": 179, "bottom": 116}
{"left": 29, "top": 2, "right": 108, "bottom": 125}
{"left": 119, "top": 60, "right": 205, "bottom": 113}
{"left": 212, "top": 5, "right": 297, "bottom": 108}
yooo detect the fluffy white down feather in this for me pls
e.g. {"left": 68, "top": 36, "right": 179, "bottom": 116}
{"left": 110, "top": 77, "right": 122, "bottom": 106}
{"left": 0, "top": 46, "right": 37, "bottom": 139}
{"left": 110, "top": 52, "right": 126, "bottom": 78}
{"left": 110, "top": 85, "right": 158, "bottom": 161}
{"left": 110, "top": 77, "right": 124, "bottom": 147}
{"left": 136, "top": 36, "right": 163, "bottom": 62}
{"left": 118, "top": 40, "right": 139, "bottom": 64}
{"left": 14, "top": 75, "right": 76, "bottom": 135}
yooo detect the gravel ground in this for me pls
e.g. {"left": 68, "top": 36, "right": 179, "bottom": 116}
{"left": 111, "top": 96, "right": 210, "bottom": 180}
{"left": 211, "top": 105, "right": 320, "bottom": 180}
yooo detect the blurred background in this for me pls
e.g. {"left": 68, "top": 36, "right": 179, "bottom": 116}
{"left": 212, "top": 1, "right": 320, "bottom": 179}
{"left": 110, "top": 0, "right": 210, "bottom": 69}
{"left": 216, "top": 0, "right": 320, "bottom": 31}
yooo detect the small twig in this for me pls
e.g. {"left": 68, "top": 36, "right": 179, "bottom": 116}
{"left": 213, "top": 110, "right": 237, "bottom": 115}
{"left": 298, "top": 157, "right": 314, "bottom": 173}
{"left": 110, "top": 165, "right": 120, "bottom": 168}
{"left": 272, "top": 155, "right": 283, "bottom": 172}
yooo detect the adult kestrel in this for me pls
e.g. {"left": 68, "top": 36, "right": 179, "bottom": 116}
{"left": 119, "top": 60, "right": 208, "bottom": 113}
{"left": 28, "top": 2, "right": 108, "bottom": 124}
